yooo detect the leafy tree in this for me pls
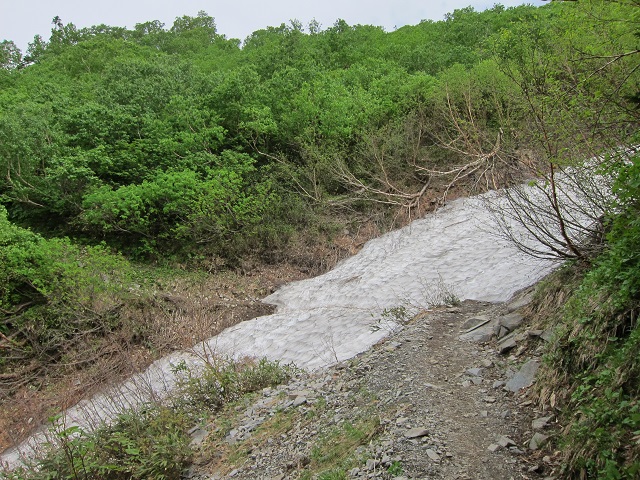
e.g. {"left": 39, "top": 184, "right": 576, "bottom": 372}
{"left": 0, "top": 40, "right": 22, "bottom": 70}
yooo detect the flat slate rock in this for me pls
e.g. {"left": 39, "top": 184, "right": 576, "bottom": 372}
{"left": 498, "top": 313, "right": 524, "bottom": 331}
{"left": 532, "top": 416, "right": 553, "bottom": 430}
{"left": 529, "top": 432, "right": 549, "bottom": 450}
{"left": 498, "top": 337, "right": 517, "bottom": 354}
{"left": 505, "top": 359, "right": 540, "bottom": 392}
{"left": 404, "top": 428, "right": 429, "bottom": 439}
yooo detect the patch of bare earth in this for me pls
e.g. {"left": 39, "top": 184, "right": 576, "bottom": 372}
{"left": 0, "top": 262, "right": 309, "bottom": 455}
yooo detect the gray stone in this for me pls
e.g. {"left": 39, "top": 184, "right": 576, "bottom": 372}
{"left": 292, "top": 396, "right": 307, "bottom": 407}
{"left": 505, "top": 359, "right": 540, "bottom": 392}
{"left": 426, "top": 449, "right": 440, "bottom": 462}
{"left": 499, "top": 313, "right": 524, "bottom": 331}
{"left": 460, "top": 316, "right": 496, "bottom": 342}
{"left": 498, "top": 435, "right": 516, "bottom": 448}
{"left": 466, "top": 367, "right": 483, "bottom": 376}
{"left": 461, "top": 316, "right": 491, "bottom": 331}
{"left": 241, "top": 417, "right": 266, "bottom": 432}
{"left": 385, "top": 341, "right": 403, "bottom": 351}
{"left": 529, "top": 432, "right": 549, "bottom": 450}
{"left": 487, "top": 443, "right": 500, "bottom": 452}
{"left": 498, "top": 336, "right": 517, "bottom": 354}
{"left": 497, "top": 326, "right": 510, "bottom": 339}
{"left": 365, "top": 458, "right": 379, "bottom": 470}
{"left": 506, "top": 291, "right": 534, "bottom": 312}
{"left": 532, "top": 416, "right": 553, "bottom": 430}
{"left": 493, "top": 380, "right": 505, "bottom": 389}
{"left": 404, "top": 428, "right": 429, "bottom": 439}
{"left": 395, "top": 416, "right": 410, "bottom": 425}
{"left": 189, "top": 427, "right": 208, "bottom": 447}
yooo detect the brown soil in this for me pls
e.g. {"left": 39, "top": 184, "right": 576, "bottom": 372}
{"left": 0, "top": 217, "right": 388, "bottom": 457}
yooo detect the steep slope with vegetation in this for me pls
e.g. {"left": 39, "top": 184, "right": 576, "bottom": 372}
{"left": 0, "top": 0, "right": 639, "bottom": 477}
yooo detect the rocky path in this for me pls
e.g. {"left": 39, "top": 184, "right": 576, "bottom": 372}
{"left": 187, "top": 291, "right": 557, "bottom": 480}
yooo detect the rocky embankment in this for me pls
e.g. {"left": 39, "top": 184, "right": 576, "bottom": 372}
{"left": 186, "top": 289, "right": 558, "bottom": 480}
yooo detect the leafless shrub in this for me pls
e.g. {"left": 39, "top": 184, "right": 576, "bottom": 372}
{"left": 484, "top": 156, "right": 618, "bottom": 261}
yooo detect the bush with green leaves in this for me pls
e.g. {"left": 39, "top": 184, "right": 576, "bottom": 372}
{"left": 0, "top": 205, "right": 134, "bottom": 385}
{"left": 79, "top": 151, "right": 284, "bottom": 260}
{"left": 540, "top": 153, "right": 640, "bottom": 478}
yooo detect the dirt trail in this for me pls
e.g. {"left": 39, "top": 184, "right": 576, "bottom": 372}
{"left": 188, "top": 294, "right": 554, "bottom": 480}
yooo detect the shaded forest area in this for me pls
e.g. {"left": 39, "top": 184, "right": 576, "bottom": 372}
{"left": 1, "top": 1, "right": 639, "bottom": 477}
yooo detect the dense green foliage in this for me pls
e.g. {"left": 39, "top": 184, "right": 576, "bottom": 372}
{"left": 0, "top": 205, "right": 134, "bottom": 379}
{"left": 539, "top": 148, "right": 640, "bottom": 479}
{"left": 1, "top": 1, "right": 639, "bottom": 476}
{"left": 0, "top": 4, "right": 593, "bottom": 262}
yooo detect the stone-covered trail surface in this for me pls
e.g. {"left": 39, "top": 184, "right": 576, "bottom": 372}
{"left": 188, "top": 291, "right": 557, "bottom": 480}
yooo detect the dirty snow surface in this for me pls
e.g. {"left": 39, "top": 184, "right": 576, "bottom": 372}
{"left": 2, "top": 188, "right": 560, "bottom": 466}
{"left": 215, "top": 192, "right": 557, "bottom": 369}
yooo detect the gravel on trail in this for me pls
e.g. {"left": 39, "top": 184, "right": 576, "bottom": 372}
{"left": 188, "top": 292, "right": 558, "bottom": 480}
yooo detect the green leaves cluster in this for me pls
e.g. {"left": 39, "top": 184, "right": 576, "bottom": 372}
{"left": 1, "top": 4, "right": 565, "bottom": 262}
{"left": 0, "top": 205, "right": 133, "bottom": 377}
{"left": 538, "top": 150, "right": 640, "bottom": 478}
{"left": 80, "top": 152, "right": 280, "bottom": 258}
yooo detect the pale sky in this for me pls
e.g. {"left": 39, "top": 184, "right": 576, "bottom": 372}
{"left": 1, "top": 0, "right": 546, "bottom": 53}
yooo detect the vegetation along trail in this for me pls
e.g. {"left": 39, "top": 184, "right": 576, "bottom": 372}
{"left": 1, "top": 0, "right": 639, "bottom": 477}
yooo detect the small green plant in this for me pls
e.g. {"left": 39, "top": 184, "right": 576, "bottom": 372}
{"left": 371, "top": 303, "right": 413, "bottom": 332}
{"left": 387, "top": 460, "right": 404, "bottom": 475}
{"left": 382, "top": 305, "right": 410, "bottom": 323}
{"left": 1, "top": 356, "right": 295, "bottom": 480}
{"left": 175, "top": 356, "right": 296, "bottom": 415}
{"left": 318, "top": 469, "right": 347, "bottom": 480}
{"left": 421, "top": 276, "right": 461, "bottom": 308}
{"left": 305, "top": 414, "right": 380, "bottom": 478}
{"left": 531, "top": 153, "right": 640, "bottom": 478}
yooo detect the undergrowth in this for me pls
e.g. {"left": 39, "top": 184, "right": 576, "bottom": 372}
{"left": 301, "top": 413, "right": 381, "bottom": 479}
{"left": 533, "top": 158, "right": 640, "bottom": 479}
{"left": 1, "top": 357, "right": 295, "bottom": 480}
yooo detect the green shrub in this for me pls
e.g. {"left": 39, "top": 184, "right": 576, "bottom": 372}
{"left": 0, "top": 205, "right": 134, "bottom": 380}
{"left": 80, "top": 152, "right": 286, "bottom": 261}
{"left": 541, "top": 153, "right": 640, "bottom": 478}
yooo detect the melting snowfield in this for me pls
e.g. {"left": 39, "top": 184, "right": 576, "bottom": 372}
{"left": 2, "top": 188, "right": 560, "bottom": 466}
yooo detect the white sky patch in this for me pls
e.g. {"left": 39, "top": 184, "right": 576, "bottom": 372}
{"left": 2, "top": 0, "right": 546, "bottom": 53}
